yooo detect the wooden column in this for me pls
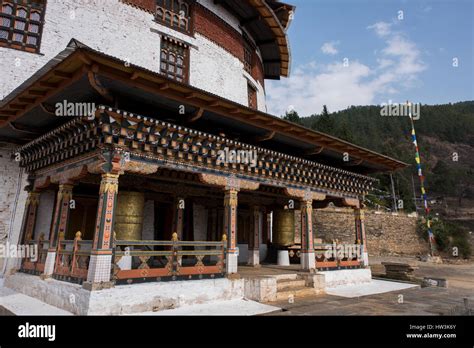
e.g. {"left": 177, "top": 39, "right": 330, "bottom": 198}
{"left": 173, "top": 196, "right": 185, "bottom": 240}
{"left": 354, "top": 206, "right": 369, "bottom": 266}
{"left": 43, "top": 184, "right": 74, "bottom": 276}
{"left": 300, "top": 199, "right": 316, "bottom": 271}
{"left": 20, "top": 191, "right": 40, "bottom": 244}
{"left": 85, "top": 173, "right": 119, "bottom": 287}
{"left": 224, "top": 188, "right": 238, "bottom": 274}
{"left": 247, "top": 205, "right": 260, "bottom": 266}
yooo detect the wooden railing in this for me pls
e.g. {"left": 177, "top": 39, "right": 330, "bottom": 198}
{"left": 315, "top": 242, "right": 363, "bottom": 270}
{"left": 53, "top": 232, "right": 92, "bottom": 284}
{"left": 113, "top": 233, "right": 227, "bottom": 284}
{"left": 21, "top": 233, "right": 49, "bottom": 275}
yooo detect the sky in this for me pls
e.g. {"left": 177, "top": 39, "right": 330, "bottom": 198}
{"left": 266, "top": 0, "right": 474, "bottom": 116}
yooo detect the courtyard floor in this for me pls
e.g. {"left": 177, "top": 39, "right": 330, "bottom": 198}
{"left": 265, "top": 255, "right": 474, "bottom": 316}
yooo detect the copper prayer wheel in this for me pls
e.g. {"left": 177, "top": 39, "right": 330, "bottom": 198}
{"left": 114, "top": 191, "right": 145, "bottom": 240}
{"left": 273, "top": 209, "right": 295, "bottom": 247}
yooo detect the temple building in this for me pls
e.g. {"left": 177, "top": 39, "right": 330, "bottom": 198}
{"left": 0, "top": 0, "right": 407, "bottom": 313}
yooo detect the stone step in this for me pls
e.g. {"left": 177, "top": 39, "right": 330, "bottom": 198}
{"left": 276, "top": 287, "right": 317, "bottom": 301}
{"left": 277, "top": 279, "right": 306, "bottom": 290}
{"left": 273, "top": 273, "right": 298, "bottom": 281}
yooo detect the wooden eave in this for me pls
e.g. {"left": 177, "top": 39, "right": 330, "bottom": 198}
{"left": 0, "top": 42, "right": 407, "bottom": 173}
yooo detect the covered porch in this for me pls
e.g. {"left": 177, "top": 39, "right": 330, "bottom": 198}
{"left": 16, "top": 105, "right": 372, "bottom": 289}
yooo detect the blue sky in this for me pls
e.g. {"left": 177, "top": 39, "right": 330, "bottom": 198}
{"left": 266, "top": 0, "right": 474, "bottom": 116}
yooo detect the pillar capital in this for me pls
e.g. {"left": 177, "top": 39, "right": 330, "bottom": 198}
{"left": 26, "top": 191, "right": 41, "bottom": 206}
{"left": 99, "top": 173, "right": 119, "bottom": 195}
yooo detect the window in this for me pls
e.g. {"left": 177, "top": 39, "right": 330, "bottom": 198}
{"left": 156, "top": 0, "right": 192, "bottom": 34}
{"left": 248, "top": 83, "right": 257, "bottom": 110}
{"left": 160, "top": 37, "right": 189, "bottom": 83}
{"left": 0, "top": 1, "right": 45, "bottom": 53}
{"left": 243, "top": 40, "right": 253, "bottom": 74}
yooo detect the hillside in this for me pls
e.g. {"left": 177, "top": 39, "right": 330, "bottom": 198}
{"left": 286, "top": 101, "right": 474, "bottom": 215}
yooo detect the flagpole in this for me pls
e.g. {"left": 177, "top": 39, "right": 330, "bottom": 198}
{"left": 407, "top": 101, "right": 436, "bottom": 256}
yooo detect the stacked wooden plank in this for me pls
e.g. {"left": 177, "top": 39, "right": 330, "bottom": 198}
{"left": 381, "top": 262, "right": 419, "bottom": 281}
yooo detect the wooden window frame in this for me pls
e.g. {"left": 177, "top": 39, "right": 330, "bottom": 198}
{"left": 0, "top": 0, "right": 46, "bottom": 54}
{"left": 243, "top": 39, "right": 253, "bottom": 75}
{"left": 160, "top": 36, "right": 189, "bottom": 84}
{"left": 155, "top": 0, "right": 194, "bottom": 36}
{"left": 247, "top": 83, "right": 257, "bottom": 110}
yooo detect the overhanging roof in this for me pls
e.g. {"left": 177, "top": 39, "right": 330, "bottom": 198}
{"left": 216, "top": 0, "right": 294, "bottom": 79}
{"left": 0, "top": 40, "right": 408, "bottom": 174}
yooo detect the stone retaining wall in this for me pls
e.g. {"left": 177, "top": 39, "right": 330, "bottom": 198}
{"left": 295, "top": 208, "right": 429, "bottom": 257}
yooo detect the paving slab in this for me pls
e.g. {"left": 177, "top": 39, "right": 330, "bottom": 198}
{"left": 135, "top": 298, "right": 281, "bottom": 316}
{"left": 326, "top": 279, "right": 419, "bottom": 298}
{"left": 0, "top": 286, "right": 72, "bottom": 316}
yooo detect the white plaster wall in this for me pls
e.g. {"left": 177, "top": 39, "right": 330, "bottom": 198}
{"left": 142, "top": 200, "right": 155, "bottom": 240}
{"left": 0, "top": 0, "right": 267, "bottom": 111}
{"left": 0, "top": 145, "right": 28, "bottom": 276}
{"left": 33, "top": 190, "right": 55, "bottom": 240}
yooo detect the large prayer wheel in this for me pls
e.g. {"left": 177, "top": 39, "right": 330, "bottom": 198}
{"left": 273, "top": 209, "right": 295, "bottom": 247}
{"left": 114, "top": 192, "right": 145, "bottom": 240}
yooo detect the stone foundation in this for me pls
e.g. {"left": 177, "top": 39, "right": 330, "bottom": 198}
{"left": 5, "top": 272, "right": 245, "bottom": 315}
{"left": 318, "top": 269, "right": 372, "bottom": 288}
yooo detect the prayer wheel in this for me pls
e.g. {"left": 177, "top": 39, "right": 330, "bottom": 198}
{"left": 273, "top": 209, "right": 295, "bottom": 247}
{"left": 114, "top": 191, "right": 145, "bottom": 240}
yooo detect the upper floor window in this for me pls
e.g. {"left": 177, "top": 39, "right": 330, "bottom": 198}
{"left": 243, "top": 40, "right": 253, "bottom": 74}
{"left": 155, "top": 0, "right": 192, "bottom": 34}
{"left": 160, "top": 36, "right": 189, "bottom": 83}
{"left": 248, "top": 83, "right": 257, "bottom": 110}
{"left": 0, "top": 0, "right": 46, "bottom": 53}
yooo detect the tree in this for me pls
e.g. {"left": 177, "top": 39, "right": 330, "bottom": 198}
{"left": 315, "top": 105, "right": 335, "bottom": 133}
{"left": 283, "top": 110, "right": 301, "bottom": 124}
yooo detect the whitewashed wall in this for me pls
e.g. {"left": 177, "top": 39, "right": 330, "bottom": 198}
{"left": 0, "top": 145, "right": 28, "bottom": 277}
{"left": 0, "top": 0, "right": 267, "bottom": 111}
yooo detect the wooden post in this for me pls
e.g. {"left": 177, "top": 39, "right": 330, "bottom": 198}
{"left": 247, "top": 205, "right": 260, "bottom": 266}
{"left": 224, "top": 188, "right": 238, "bottom": 274}
{"left": 354, "top": 206, "right": 369, "bottom": 266}
{"left": 43, "top": 184, "right": 74, "bottom": 277}
{"left": 20, "top": 191, "right": 40, "bottom": 244}
{"left": 300, "top": 199, "right": 315, "bottom": 271}
{"left": 85, "top": 173, "right": 119, "bottom": 288}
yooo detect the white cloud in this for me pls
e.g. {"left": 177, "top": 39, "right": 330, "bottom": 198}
{"left": 321, "top": 41, "right": 339, "bottom": 55}
{"left": 267, "top": 21, "right": 427, "bottom": 116}
{"left": 367, "top": 21, "right": 392, "bottom": 37}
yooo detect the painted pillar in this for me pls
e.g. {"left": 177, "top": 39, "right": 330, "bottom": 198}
{"left": 247, "top": 206, "right": 261, "bottom": 266}
{"left": 43, "top": 184, "right": 74, "bottom": 276}
{"left": 173, "top": 196, "right": 185, "bottom": 240}
{"left": 300, "top": 199, "right": 316, "bottom": 271}
{"left": 224, "top": 188, "right": 238, "bottom": 274}
{"left": 86, "top": 173, "right": 119, "bottom": 285}
{"left": 20, "top": 191, "right": 41, "bottom": 243}
{"left": 354, "top": 207, "right": 369, "bottom": 266}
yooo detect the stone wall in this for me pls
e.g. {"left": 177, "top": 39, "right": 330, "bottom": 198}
{"left": 0, "top": 144, "right": 28, "bottom": 275}
{"left": 294, "top": 208, "right": 429, "bottom": 257}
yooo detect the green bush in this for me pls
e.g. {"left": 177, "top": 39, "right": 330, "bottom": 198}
{"left": 417, "top": 218, "right": 472, "bottom": 258}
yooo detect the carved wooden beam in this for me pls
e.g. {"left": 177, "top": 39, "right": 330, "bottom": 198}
{"left": 186, "top": 107, "right": 204, "bottom": 123}
{"left": 255, "top": 131, "right": 276, "bottom": 142}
